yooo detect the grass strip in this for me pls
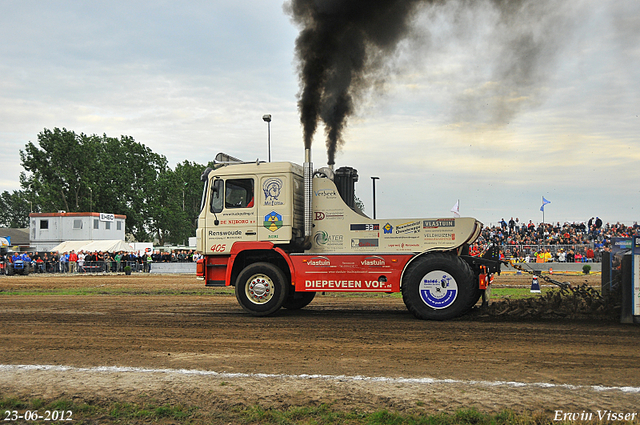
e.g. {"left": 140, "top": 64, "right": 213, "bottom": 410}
{"left": 0, "top": 395, "right": 573, "bottom": 424}
{"left": 490, "top": 287, "right": 550, "bottom": 299}
{"left": 0, "top": 287, "right": 547, "bottom": 301}
{"left": 0, "top": 287, "right": 235, "bottom": 296}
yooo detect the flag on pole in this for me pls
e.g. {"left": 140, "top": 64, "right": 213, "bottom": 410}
{"left": 540, "top": 197, "right": 551, "bottom": 212}
{"left": 451, "top": 200, "right": 460, "bottom": 217}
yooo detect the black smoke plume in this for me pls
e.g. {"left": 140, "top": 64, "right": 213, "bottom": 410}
{"left": 288, "top": 0, "right": 425, "bottom": 165}
{"left": 287, "top": 0, "right": 574, "bottom": 166}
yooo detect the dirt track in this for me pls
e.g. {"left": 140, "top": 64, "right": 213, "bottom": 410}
{"left": 1, "top": 273, "right": 639, "bottom": 418}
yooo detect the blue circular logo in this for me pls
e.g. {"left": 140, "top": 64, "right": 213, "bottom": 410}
{"left": 419, "top": 270, "right": 458, "bottom": 309}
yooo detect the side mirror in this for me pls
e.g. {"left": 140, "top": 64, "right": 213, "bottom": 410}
{"left": 212, "top": 178, "right": 223, "bottom": 195}
{"left": 210, "top": 178, "right": 224, "bottom": 215}
{"left": 201, "top": 167, "right": 213, "bottom": 182}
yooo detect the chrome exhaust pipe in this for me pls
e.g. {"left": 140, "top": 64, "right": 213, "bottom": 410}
{"left": 303, "top": 148, "right": 313, "bottom": 240}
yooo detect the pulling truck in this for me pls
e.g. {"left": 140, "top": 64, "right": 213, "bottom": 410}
{"left": 196, "top": 150, "right": 500, "bottom": 320}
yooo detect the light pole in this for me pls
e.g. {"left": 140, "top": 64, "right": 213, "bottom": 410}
{"left": 28, "top": 183, "right": 33, "bottom": 213}
{"left": 182, "top": 182, "right": 188, "bottom": 211}
{"left": 371, "top": 176, "right": 379, "bottom": 219}
{"left": 262, "top": 114, "right": 272, "bottom": 162}
{"left": 88, "top": 187, "right": 92, "bottom": 213}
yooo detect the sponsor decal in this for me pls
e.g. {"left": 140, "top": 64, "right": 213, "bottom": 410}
{"left": 351, "top": 238, "right": 379, "bottom": 248}
{"left": 314, "top": 231, "right": 344, "bottom": 246}
{"left": 263, "top": 178, "right": 284, "bottom": 206}
{"left": 383, "top": 223, "right": 393, "bottom": 234}
{"left": 314, "top": 189, "right": 338, "bottom": 199}
{"left": 419, "top": 271, "right": 458, "bottom": 309}
{"left": 208, "top": 230, "right": 243, "bottom": 237}
{"left": 222, "top": 211, "right": 254, "bottom": 217}
{"left": 263, "top": 211, "right": 283, "bottom": 232}
{"left": 387, "top": 242, "right": 420, "bottom": 250}
{"left": 613, "top": 238, "right": 632, "bottom": 249}
{"left": 423, "top": 219, "right": 455, "bottom": 228}
{"left": 315, "top": 209, "right": 346, "bottom": 220}
{"left": 424, "top": 232, "right": 456, "bottom": 240}
{"left": 219, "top": 219, "right": 255, "bottom": 225}
{"left": 305, "top": 280, "right": 391, "bottom": 290}
{"left": 307, "top": 256, "right": 331, "bottom": 266}
{"left": 396, "top": 221, "right": 421, "bottom": 234}
{"left": 350, "top": 223, "right": 379, "bottom": 231}
{"left": 360, "top": 256, "right": 385, "bottom": 267}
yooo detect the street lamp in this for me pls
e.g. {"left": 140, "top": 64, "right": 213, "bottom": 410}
{"left": 182, "top": 182, "right": 188, "bottom": 211}
{"left": 262, "top": 114, "right": 272, "bottom": 162}
{"left": 88, "top": 187, "right": 92, "bottom": 213}
{"left": 371, "top": 177, "right": 379, "bottom": 219}
{"left": 28, "top": 183, "right": 33, "bottom": 213}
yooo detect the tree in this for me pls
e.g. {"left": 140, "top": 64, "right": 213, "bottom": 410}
{"left": 354, "top": 195, "right": 365, "bottom": 213}
{"left": 93, "top": 134, "right": 169, "bottom": 241}
{"left": 146, "top": 168, "right": 182, "bottom": 246}
{"left": 143, "top": 161, "right": 207, "bottom": 246}
{"left": 16, "top": 127, "right": 209, "bottom": 243}
{"left": 0, "top": 190, "right": 32, "bottom": 228}
{"left": 20, "top": 128, "right": 169, "bottom": 241}
{"left": 14, "top": 128, "right": 210, "bottom": 244}
{"left": 172, "top": 160, "right": 207, "bottom": 244}
{"left": 20, "top": 128, "right": 99, "bottom": 213}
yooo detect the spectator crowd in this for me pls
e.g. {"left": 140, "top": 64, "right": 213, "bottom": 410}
{"left": 0, "top": 249, "right": 201, "bottom": 274}
{"left": 470, "top": 218, "right": 640, "bottom": 263}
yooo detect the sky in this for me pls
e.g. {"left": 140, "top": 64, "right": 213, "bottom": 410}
{"left": 0, "top": 0, "right": 638, "bottom": 228}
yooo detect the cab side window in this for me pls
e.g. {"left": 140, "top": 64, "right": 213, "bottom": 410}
{"left": 225, "top": 179, "right": 254, "bottom": 209}
{"left": 211, "top": 178, "right": 255, "bottom": 214}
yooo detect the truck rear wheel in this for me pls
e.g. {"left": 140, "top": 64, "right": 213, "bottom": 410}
{"left": 402, "top": 253, "right": 476, "bottom": 320}
{"left": 282, "top": 291, "right": 316, "bottom": 310}
{"left": 234, "top": 262, "right": 289, "bottom": 316}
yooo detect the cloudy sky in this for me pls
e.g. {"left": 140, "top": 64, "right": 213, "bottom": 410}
{"left": 1, "top": 0, "right": 638, "bottom": 227}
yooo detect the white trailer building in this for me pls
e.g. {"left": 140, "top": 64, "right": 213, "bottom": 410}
{"left": 29, "top": 212, "right": 127, "bottom": 251}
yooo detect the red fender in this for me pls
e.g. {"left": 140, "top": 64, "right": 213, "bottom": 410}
{"left": 226, "top": 241, "right": 296, "bottom": 286}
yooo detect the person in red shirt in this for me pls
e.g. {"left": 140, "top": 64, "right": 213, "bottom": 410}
{"left": 586, "top": 248, "right": 594, "bottom": 262}
{"left": 68, "top": 250, "right": 78, "bottom": 273}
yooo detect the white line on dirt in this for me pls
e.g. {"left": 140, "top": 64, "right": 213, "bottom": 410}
{"left": 2, "top": 364, "right": 639, "bottom": 394}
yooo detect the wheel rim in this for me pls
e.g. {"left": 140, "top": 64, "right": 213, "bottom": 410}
{"left": 245, "top": 273, "right": 275, "bottom": 305}
{"left": 419, "top": 270, "right": 458, "bottom": 309}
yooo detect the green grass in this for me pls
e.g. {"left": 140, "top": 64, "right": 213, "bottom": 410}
{"left": 0, "top": 286, "right": 545, "bottom": 301}
{"left": 0, "top": 396, "right": 560, "bottom": 424}
{"left": 0, "top": 287, "right": 234, "bottom": 296}
{"left": 489, "top": 287, "right": 549, "bottom": 300}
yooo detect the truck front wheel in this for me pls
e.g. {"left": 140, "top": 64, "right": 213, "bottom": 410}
{"left": 402, "top": 253, "right": 476, "bottom": 320}
{"left": 235, "top": 262, "right": 289, "bottom": 316}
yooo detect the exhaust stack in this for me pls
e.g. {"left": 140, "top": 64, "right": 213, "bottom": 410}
{"left": 303, "top": 148, "right": 313, "bottom": 239}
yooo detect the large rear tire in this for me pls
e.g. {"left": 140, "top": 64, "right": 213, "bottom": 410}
{"left": 234, "top": 262, "right": 289, "bottom": 316}
{"left": 402, "top": 253, "right": 476, "bottom": 320}
{"left": 282, "top": 291, "right": 316, "bottom": 310}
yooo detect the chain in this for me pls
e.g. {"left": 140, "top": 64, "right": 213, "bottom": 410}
{"left": 507, "top": 260, "right": 571, "bottom": 290}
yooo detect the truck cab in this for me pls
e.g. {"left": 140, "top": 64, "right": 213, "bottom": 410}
{"left": 197, "top": 161, "right": 305, "bottom": 255}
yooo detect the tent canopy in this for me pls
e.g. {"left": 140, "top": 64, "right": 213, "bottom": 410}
{"left": 50, "top": 240, "right": 135, "bottom": 253}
